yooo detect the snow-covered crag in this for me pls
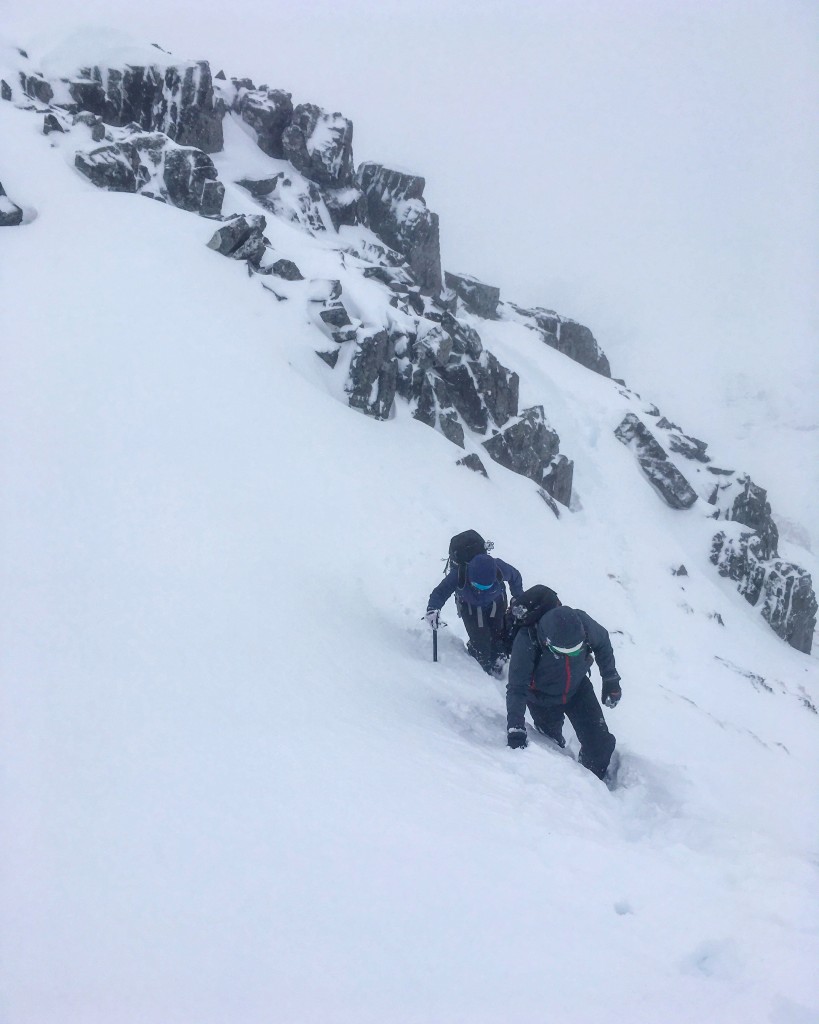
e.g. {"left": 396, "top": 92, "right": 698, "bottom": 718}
{"left": 1, "top": 39, "right": 814, "bottom": 653}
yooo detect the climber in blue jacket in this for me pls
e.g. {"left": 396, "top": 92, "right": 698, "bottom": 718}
{"left": 426, "top": 552, "right": 524, "bottom": 676}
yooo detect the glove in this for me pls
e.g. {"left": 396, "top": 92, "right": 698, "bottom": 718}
{"left": 424, "top": 609, "right": 441, "bottom": 630}
{"left": 507, "top": 727, "right": 528, "bottom": 749}
{"left": 602, "top": 679, "right": 622, "bottom": 708}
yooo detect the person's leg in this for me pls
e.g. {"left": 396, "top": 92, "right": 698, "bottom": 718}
{"left": 528, "top": 703, "right": 566, "bottom": 747}
{"left": 565, "top": 677, "right": 615, "bottom": 778}
{"left": 463, "top": 615, "right": 496, "bottom": 674}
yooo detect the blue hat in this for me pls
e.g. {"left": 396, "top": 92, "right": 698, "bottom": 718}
{"left": 468, "top": 553, "right": 498, "bottom": 588}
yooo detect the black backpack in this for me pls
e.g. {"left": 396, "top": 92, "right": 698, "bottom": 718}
{"left": 507, "top": 584, "right": 561, "bottom": 646}
{"left": 447, "top": 530, "right": 494, "bottom": 587}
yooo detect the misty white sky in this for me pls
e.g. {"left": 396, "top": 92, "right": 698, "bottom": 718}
{"left": 4, "top": 0, "right": 818, "bottom": 528}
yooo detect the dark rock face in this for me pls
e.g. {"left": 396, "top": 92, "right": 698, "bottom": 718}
{"left": 508, "top": 303, "right": 611, "bottom": 378}
{"left": 357, "top": 162, "right": 442, "bottom": 296}
{"left": 445, "top": 271, "right": 500, "bottom": 319}
{"left": 282, "top": 104, "right": 354, "bottom": 189}
{"left": 614, "top": 413, "right": 699, "bottom": 510}
{"left": 345, "top": 330, "right": 397, "bottom": 420}
{"left": 1, "top": 80, "right": 11, "bottom": 101}
{"left": 75, "top": 131, "right": 224, "bottom": 217}
{"left": 482, "top": 406, "right": 568, "bottom": 498}
{"left": 457, "top": 454, "right": 489, "bottom": 477}
{"left": 75, "top": 144, "right": 138, "bottom": 192}
{"left": 711, "top": 530, "right": 817, "bottom": 653}
{"left": 67, "top": 62, "right": 224, "bottom": 153}
{"left": 43, "top": 113, "right": 64, "bottom": 135}
{"left": 207, "top": 214, "right": 268, "bottom": 262}
{"left": 708, "top": 472, "right": 779, "bottom": 560}
{"left": 19, "top": 72, "right": 53, "bottom": 105}
{"left": 323, "top": 186, "right": 361, "bottom": 230}
{"left": 233, "top": 87, "right": 293, "bottom": 158}
{"left": 268, "top": 258, "right": 303, "bottom": 281}
{"left": 542, "top": 454, "right": 574, "bottom": 507}
{"left": 0, "top": 180, "right": 24, "bottom": 226}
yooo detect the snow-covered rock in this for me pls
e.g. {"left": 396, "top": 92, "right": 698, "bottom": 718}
{"left": 207, "top": 213, "right": 268, "bottom": 263}
{"left": 711, "top": 528, "right": 817, "bottom": 653}
{"left": 232, "top": 84, "right": 293, "bottom": 159}
{"left": 482, "top": 405, "right": 571, "bottom": 504}
{"left": 0, "top": 180, "right": 23, "bottom": 226}
{"left": 445, "top": 271, "right": 501, "bottom": 319}
{"left": 281, "top": 103, "right": 355, "bottom": 189}
{"left": 357, "top": 162, "right": 442, "bottom": 296}
{"left": 65, "top": 61, "right": 224, "bottom": 153}
{"left": 74, "top": 126, "right": 224, "bottom": 216}
{"left": 614, "top": 412, "right": 699, "bottom": 509}
{"left": 504, "top": 302, "right": 612, "bottom": 377}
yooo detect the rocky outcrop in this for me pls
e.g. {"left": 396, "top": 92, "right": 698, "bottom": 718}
{"left": 655, "top": 417, "right": 710, "bottom": 463}
{"left": 66, "top": 62, "right": 224, "bottom": 153}
{"left": 236, "top": 173, "right": 328, "bottom": 235}
{"left": 457, "top": 454, "right": 488, "bottom": 477}
{"left": 282, "top": 104, "right": 355, "bottom": 189}
{"left": 482, "top": 406, "right": 573, "bottom": 505}
{"left": 614, "top": 413, "right": 698, "bottom": 510}
{"left": 445, "top": 271, "right": 500, "bottom": 319}
{"left": 207, "top": 214, "right": 268, "bottom": 263}
{"left": 345, "top": 329, "right": 397, "bottom": 420}
{"left": 232, "top": 86, "right": 293, "bottom": 158}
{"left": 0, "top": 180, "right": 23, "bottom": 226}
{"left": 357, "top": 163, "right": 442, "bottom": 296}
{"left": 711, "top": 530, "right": 817, "bottom": 654}
{"left": 706, "top": 472, "right": 779, "bottom": 560}
{"left": 74, "top": 127, "right": 224, "bottom": 217}
{"left": 506, "top": 303, "right": 611, "bottom": 377}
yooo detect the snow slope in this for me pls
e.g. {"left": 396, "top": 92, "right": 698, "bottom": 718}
{"left": 1, "top": 92, "right": 818, "bottom": 1024}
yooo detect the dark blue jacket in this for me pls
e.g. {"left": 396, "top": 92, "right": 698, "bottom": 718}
{"left": 427, "top": 558, "right": 524, "bottom": 612}
{"left": 506, "top": 608, "right": 620, "bottom": 729}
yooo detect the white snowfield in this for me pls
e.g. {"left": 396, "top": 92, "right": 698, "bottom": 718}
{"left": 1, "top": 73, "right": 818, "bottom": 1024}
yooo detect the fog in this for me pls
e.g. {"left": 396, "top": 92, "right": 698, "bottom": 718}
{"left": 5, "top": 0, "right": 817, "bottom": 536}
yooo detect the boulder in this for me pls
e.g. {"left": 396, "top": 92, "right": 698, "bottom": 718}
{"left": 207, "top": 213, "right": 268, "bottom": 259}
{"left": 542, "top": 454, "right": 574, "bottom": 507}
{"left": 0, "top": 180, "right": 24, "bottom": 226}
{"left": 19, "top": 72, "right": 53, "bottom": 104}
{"left": 482, "top": 406, "right": 562, "bottom": 490}
{"left": 43, "top": 113, "right": 64, "bottom": 135}
{"left": 1, "top": 80, "right": 12, "bottom": 101}
{"left": 74, "top": 143, "right": 138, "bottom": 192}
{"left": 233, "top": 87, "right": 293, "bottom": 158}
{"left": 282, "top": 104, "right": 354, "bottom": 189}
{"left": 357, "top": 162, "right": 442, "bottom": 296}
{"left": 614, "top": 413, "right": 698, "bottom": 510}
{"left": 444, "top": 271, "right": 500, "bottom": 319}
{"left": 457, "top": 454, "right": 489, "bottom": 477}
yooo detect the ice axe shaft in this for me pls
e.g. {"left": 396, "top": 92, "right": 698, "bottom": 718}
{"left": 433, "top": 627, "right": 438, "bottom": 662}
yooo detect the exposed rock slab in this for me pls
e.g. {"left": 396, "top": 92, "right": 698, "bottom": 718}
{"left": 614, "top": 413, "right": 698, "bottom": 510}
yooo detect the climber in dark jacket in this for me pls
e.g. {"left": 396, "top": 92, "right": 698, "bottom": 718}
{"left": 426, "top": 553, "right": 524, "bottom": 676}
{"left": 506, "top": 604, "right": 622, "bottom": 779}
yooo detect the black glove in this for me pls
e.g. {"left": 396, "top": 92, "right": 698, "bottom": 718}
{"left": 602, "top": 679, "right": 622, "bottom": 708}
{"left": 507, "top": 727, "right": 528, "bottom": 749}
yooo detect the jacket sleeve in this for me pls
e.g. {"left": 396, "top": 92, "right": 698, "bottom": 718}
{"left": 577, "top": 610, "right": 620, "bottom": 684}
{"left": 427, "top": 567, "right": 458, "bottom": 612}
{"left": 496, "top": 558, "right": 524, "bottom": 599}
{"left": 506, "top": 629, "right": 536, "bottom": 731}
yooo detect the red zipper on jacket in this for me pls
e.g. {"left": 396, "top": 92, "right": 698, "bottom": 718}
{"left": 562, "top": 655, "right": 572, "bottom": 704}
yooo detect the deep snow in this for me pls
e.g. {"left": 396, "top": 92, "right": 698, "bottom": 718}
{"left": 1, "top": 73, "right": 818, "bottom": 1024}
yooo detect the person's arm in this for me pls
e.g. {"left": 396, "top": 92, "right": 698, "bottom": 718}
{"left": 427, "top": 566, "right": 458, "bottom": 612}
{"left": 506, "top": 629, "right": 536, "bottom": 734}
{"left": 577, "top": 610, "right": 622, "bottom": 705}
{"left": 496, "top": 558, "right": 524, "bottom": 599}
